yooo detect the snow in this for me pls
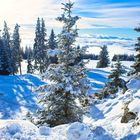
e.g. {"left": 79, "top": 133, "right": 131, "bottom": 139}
{"left": 39, "top": 126, "right": 51, "bottom": 136}
{"left": 0, "top": 121, "right": 92, "bottom": 140}
{"left": 67, "top": 122, "right": 91, "bottom": 140}
{"left": 6, "top": 123, "right": 22, "bottom": 135}
{"left": 0, "top": 60, "right": 140, "bottom": 139}
{"left": 47, "top": 49, "right": 60, "bottom": 57}
{"left": 127, "top": 78, "right": 140, "bottom": 90}
{"left": 0, "top": 120, "right": 39, "bottom": 140}
{"left": 0, "top": 74, "right": 45, "bottom": 119}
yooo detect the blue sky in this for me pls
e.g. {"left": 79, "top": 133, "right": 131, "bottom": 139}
{"left": 73, "top": 0, "right": 140, "bottom": 38}
{"left": 0, "top": 0, "right": 140, "bottom": 46}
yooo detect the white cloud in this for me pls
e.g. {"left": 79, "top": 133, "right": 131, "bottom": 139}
{"left": 0, "top": 0, "right": 139, "bottom": 46}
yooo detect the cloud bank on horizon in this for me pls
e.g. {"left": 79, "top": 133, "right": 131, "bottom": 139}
{"left": 0, "top": 0, "right": 139, "bottom": 46}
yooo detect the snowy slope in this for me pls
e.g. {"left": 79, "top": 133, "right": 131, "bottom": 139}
{"left": 0, "top": 60, "right": 140, "bottom": 139}
{"left": 0, "top": 74, "right": 45, "bottom": 119}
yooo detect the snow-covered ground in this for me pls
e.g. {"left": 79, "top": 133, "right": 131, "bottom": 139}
{"left": 0, "top": 60, "right": 140, "bottom": 140}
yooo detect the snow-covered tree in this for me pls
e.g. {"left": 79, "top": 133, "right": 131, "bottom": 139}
{"left": 34, "top": 17, "right": 41, "bottom": 69}
{"left": 131, "top": 24, "right": 140, "bottom": 76}
{"left": 33, "top": 18, "right": 47, "bottom": 74}
{"left": 11, "top": 24, "right": 22, "bottom": 74}
{"left": 48, "top": 29, "right": 57, "bottom": 50}
{"left": 37, "top": 1, "right": 89, "bottom": 127}
{"left": 101, "top": 59, "right": 127, "bottom": 97}
{"left": 109, "top": 59, "right": 124, "bottom": 80}
{"left": 27, "top": 53, "right": 34, "bottom": 74}
{"left": 40, "top": 18, "right": 48, "bottom": 73}
{"left": 1, "top": 21, "right": 13, "bottom": 75}
{"left": 22, "top": 46, "right": 33, "bottom": 60}
{"left": 0, "top": 39, "right": 10, "bottom": 75}
{"left": 96, "top": 45, "right": 109, "bottom": 68}
{"left": 48, "top": 29, "right": 58, "bottom": 64}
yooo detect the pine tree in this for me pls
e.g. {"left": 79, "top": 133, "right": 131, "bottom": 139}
{"left": 0, "top": 39, "right": 11, "bottom": 75}
{"left": 48, "top": 29, "right": 57, "bottom": 50}
{"left": 37, "top": 1, "right": 89, "bottom": 127}
{"left": 48, "top": 29, "right": 58, "bottom": 64}
{"left": 33, "top": 18, "right": 47, "bottom": 73}
{"left": 131, "top": 24, "right": 140, "bottom": 75}
{"left": 27, "top": 53, "right": 34, "bottom": 74}
{"left": 101, "top": 59, "right": 127, "bottom": 97}
{"left": 39, "top": 18, "right": 47, "bottom": 73}
{"left": 23, "top": 46, "right": 33, "bottom": 60}
{"left": 108, "top": 59, "right": 124, "bottom": 83}
{"left": 2, "top": 21, "right": 13, "bottom": 75}
{"left": 33, "top": 18, "right": 41, "bottom": 70}
{"left": 11, "top": 24, "right": 22, "bottom": 74}
{"left": 96, "top": 45, "right": 109, "bottom": 68}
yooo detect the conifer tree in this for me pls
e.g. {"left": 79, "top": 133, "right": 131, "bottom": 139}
{"left": 2, "top": 21, "right": 13, "bottom": 75}
{"left": 23, "top": 46, "right": 33, "bottom": 60}
{"left": 39, "top": 18, "right": 47, "bottom": 73}
{"left": 33, "top": 18, "right": 47, "bottom": 73}
{"left": 0, "top": 39, "right": 11, "bottom": 75}
{"left": 11, "top": 24, "right": 22, "bottom": 74}
{"left": 97, "top": 45, "right": 109, "bottom": 68}
{"left": 101, "top": 59, "right": 127, "bottom": 97}
{"left": 48, "top": 29, "right": 58, "bottom": 64}
{"left": 131, "top": 24, "right": 140, "bottom": 75}
{"left": 27, "top": 53, "right": 34, "bottom": 74}
{"left": 108, "top": 59, "right": 124, "bottom": 83}
{"left": 48, "top": 29, "right": 57, "bottom": 50}
{"left": 34, "top": 18, "right": 41, "bottom": 70}
{"left": 37, "top": 1, "right": 89, "bottom": 127}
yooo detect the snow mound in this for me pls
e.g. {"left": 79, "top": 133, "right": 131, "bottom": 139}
{"left": 67, "top": 122, "right": 91, "bottom": 140}
{"left": 39, "top": 125, "right": 51, "bottom": 136}
{"left": 6, "top": 123, "right": 22, "bottom": 135}
{"left": 127, "top": 78, "right": 140, "bottom": 90}
{"left": 0, "top": 120, "right": 92, "bottom": 140}
{"left": 0, "top": 120, "right": 40, "bottom": 140}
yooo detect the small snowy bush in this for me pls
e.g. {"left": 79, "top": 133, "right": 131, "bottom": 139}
{"left": 67, "top": 122, "right": 91, "bottom": 140}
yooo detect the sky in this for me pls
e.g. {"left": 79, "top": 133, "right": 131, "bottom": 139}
{"left": 0, "top": 0, "right": 140, "bottom": 46}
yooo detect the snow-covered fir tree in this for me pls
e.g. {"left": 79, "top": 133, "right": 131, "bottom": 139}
{"left": 96, "top": 45, "right": 109, "bottom": 68}
{"left": 0, "top": 39, "right": 10, "bottom": 75}
{"left": 37, "top": 1, "right": 89, "bottom": 127}
{"left": 40, "top": 18, "right": 48, "bottom": 73}
{"left": 47, "top": 29, "right": 58, "bottom": 64}
{"left": 33, "top": 18, "right": 47, "bottom": 73}
{"left": 48, "top": 29, "right": 57, "bottom": 50}
{"left": 101, "top": 59, "right": 127, "bottom": 97}
{"left": 27, "top": 53, "right": 34, "bottom": 74}
{"left": 1, "top": 21, "right": 13, "bottom": 75}
{"left": 108, "top": 59, "right": 124, "bottom": 81}
{"left": 131, "top": 24, "right": 140, "bottom": 76}
{"left": 11, "top": 24, "right": 22, "bottom": 74}
{"left": 23, "top": 46, "right": 33, "bottom": 60}
{"left": 34, "top": 17, "right": 40, "bottom": 69}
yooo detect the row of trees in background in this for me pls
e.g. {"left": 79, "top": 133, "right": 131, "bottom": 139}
{"left": 0, "top": 22, "right": 22, "bottom": 75}
{"left": 26, "top": 18, "right": 58, "bottom": 74}
{"left": 0, "top": 19, "right": 58, "bottom": 75}
{"left": 112, "top": 54, "right": 135, "bottom": 61}
{"left": 0, "top": 17, "right": 137, "bottom": 76}
{"left": 0, "top": 19, "right": 136, "bottom": 75}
